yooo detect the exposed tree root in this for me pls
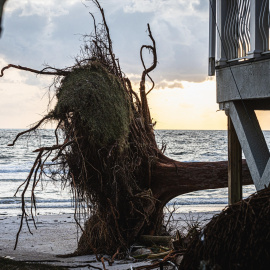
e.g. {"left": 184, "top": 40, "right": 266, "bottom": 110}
{"left": 180, "top": 186, "right": 270, "bottom": 269}
{"left": 5, "top": 1, "right": 161, "bottom": 255}
{"left": 3, "top": 0, "right": 254, "bottom": 257}
{"left": 0, "top": 64, "right": 68, "bottom": 77}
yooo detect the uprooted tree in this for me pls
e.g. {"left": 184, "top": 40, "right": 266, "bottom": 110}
{"left": 3, "top": 1, "right": 253, "bottom": 255}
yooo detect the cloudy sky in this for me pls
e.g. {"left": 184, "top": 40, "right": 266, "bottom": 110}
{"left": 0, "top": 0, "right": 268, "bottom": 130}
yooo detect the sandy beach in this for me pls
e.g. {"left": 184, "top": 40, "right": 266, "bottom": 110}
{"left": 0, "top": 211, "right": 220, "bottom": 269}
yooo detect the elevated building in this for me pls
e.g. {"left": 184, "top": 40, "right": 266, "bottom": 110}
{"left": 209, "top": 0, "right": 270, "bottom": 203}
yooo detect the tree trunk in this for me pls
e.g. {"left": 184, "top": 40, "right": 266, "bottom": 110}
{"left": 151, "top": 159, "right": 252, "bottom": 204}
{"left": 143, "top": 158, "right": 253, "bottom": 235}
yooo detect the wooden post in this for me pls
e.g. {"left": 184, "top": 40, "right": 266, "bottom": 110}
{"left": 228, "top": 116, "right": 242, "bottom": 205}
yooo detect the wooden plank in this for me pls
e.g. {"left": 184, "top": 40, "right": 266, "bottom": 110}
{"left": 228, "top": 116, "right": 242, "bottom": 204}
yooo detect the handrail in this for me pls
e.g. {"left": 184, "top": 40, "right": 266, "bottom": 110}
{"left": 209, "top": 0, "right": 270, "bottom": 76}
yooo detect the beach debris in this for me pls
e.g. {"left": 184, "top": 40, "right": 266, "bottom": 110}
{"left": 124, "top": 230, "right": 189, "bottom": 269}
{"left": 139, "top": 235, "right": 172, "bottom": 247}
{"left": 132, "top": 247, "right": 152, "bottom": 257}
{"left": 0, "top": 256, "right": 69, "bottom": 270}
{"left": 133, "top": 250, "right": 183, "bottom": 270}
{"left": 172, "top": 230, "right": 182, "bottom": 250}
{"left": 180, "top": 186, "right": 270, "bottom": 269}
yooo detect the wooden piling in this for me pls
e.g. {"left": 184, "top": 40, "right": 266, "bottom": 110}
{"left": 228, "top": 116, "right": 242, "bottom": 205}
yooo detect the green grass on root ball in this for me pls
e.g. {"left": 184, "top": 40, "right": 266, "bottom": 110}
{"left": 53, "top": 62, "right": 131, "bottom": 148}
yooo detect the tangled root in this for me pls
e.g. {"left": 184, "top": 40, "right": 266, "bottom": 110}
{"left": 180, "top": 186, "right": 270, "bottom": 269}
{"left": 7, "top": 0, "right": 162, "bottom": 254}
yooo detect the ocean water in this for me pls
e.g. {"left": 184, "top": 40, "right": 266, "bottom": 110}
{"left": 1, "top": 129, "right": 269, "bottom": 216}
{"left": 0, "top": 129, "right": 72, "bottom": 216}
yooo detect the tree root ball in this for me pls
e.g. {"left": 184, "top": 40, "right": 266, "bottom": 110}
{"left": 47, "top": 60, "right": 158, "bottom": 255}
{"left": 53, "top": 61, "right": 131, "bottom": 148}
{"left": 180, "top": 187, "right": 270, "bottom": 270}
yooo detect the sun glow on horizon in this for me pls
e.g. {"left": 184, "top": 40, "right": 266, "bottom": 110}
{"left": 148, "top": 79, "right": 228, "bottom": 130}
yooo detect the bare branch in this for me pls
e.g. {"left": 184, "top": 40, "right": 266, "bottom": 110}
{"left": 91, "top": 0, "right": 120, "bottom": 77}
{"left": 8, "top": 115, "right": 52, "bottom": 146}
{"left": 124, "top": 78, "right": 141, "bottom": 107}
{"left": 140, "top": 24, "right": 157, "bottom": 94}
{"left": 14, "top": 150, "right": 43, "bottom": 250}
{"left": 89, "top": 12, "right": 98, "bottom": 39}
{"left": 0, "top": 64, "right": 69, "bottom": 77}
{"left": 140, "top": 45, "right": 156, "bottom": 95}
{"left": 139, "top": 24, "right": 157, "bottom": 129}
